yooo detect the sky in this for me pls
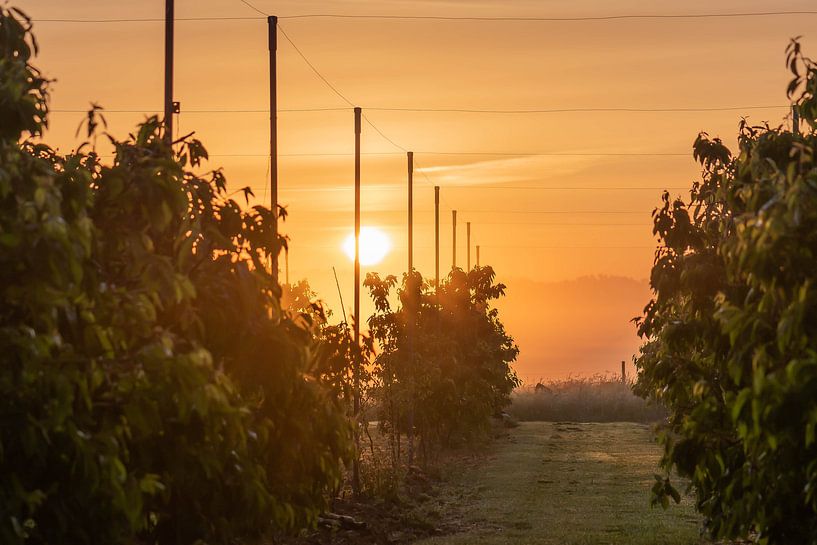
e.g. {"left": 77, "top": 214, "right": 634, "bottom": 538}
{"left": 17, "top": 0, "right": 816, "bottom": 379}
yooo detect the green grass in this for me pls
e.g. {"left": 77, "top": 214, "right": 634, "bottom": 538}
{"left": 417, "top": 422, "right": 705, "bottom": 545}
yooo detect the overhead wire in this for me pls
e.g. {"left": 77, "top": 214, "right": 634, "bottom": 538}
{"left": 32, "top": 2, "right": 778, "bottom": 262}
{"left": 50, "top": 105, "right": 788, "bottom": 114}
{"left": 33, "top": 10, "right": 817, "bottom": 24}
{"left": 461, "top": 210, "right": 647, "bottom": 214}
{"left": 50, "top": 107, "right": 349, "bottom": 113}
{"left": 277, "top": 23, "right": 357, "bottom": 107}
{"left": 237, "top": 0, "right": 267, "bottom": 17}
{"left": 364, "top": 105, "right": 788, "bottom": 114}
{"left": 278, "top": 11, "right": 817, "bottom": 22}
{"left": 86, "top": 151, "right": 691, "bottom": 159}
{"left": 362, "top": 115, "right": 408, "bottom": 152}
{"left": 34, "top": 17, "right": 262, "bottom": 23}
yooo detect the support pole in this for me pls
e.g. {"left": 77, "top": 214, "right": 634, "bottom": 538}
{"left": 434, "top": 186, "right": 440, "bottom": 287}
{"left": 407, "top": 151, "right": 415, "bottom": 466}
{"left": 452, "top": 210, "right": 457, "bottom": 270}
{"left": 621, "top": 361, "right": 627, "bottom": 384}
{"left": 268, "top": 15, "right": 279, "bottom": 283}
{"left": 352, "top": 106, "right": 362, "bottom": 495}
{"left": 794, "top": 105, "right": 801, "bottom": 136}
{"left": 408, "top": 152, "right": 414, "bottom": 274}
{"left": 163, "top": 0, "right": 174, "bottom": 142}
{"left": 476, "top": 245, "right": 480, "bottom": 267}
{"left": 467, "top": 222, "right": 471, "bottom": 270}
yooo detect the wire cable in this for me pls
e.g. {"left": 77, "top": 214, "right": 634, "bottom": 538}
{"left": 419, "top": 151, "right": 689, "bottom": 157}
{"left": 50, "top": 107, "right": 348, "bottom": 113}
{"left": 270, "top": 184, "right": 683, "bottom": 193}
{"left": 92, "top": 151, "right": 690, "bottom": 158}
{"left": 34, "top": 10, "right": 817, "bottom": 24}
{"left": 278, "top": 11, "right": 817, "bottom": 22}
{"left": 438, "top": 185, "right": 690, "bottom": 190}
{"left": 365, "top": 105, "right": 787, "bottom": 114}
{"left": 35, "top": 17, "right": 262, "bottom": 23}
{"left": 50, "top": 105, "right": 787, "bottom": 115}
{"left": 277, "top": 23, "right": 356, "bottom": 107}
{"left": 362, "top": 114, "right": 408, "bottom": 152}
{"left": 461, "top": 210, "right": 647, "bottom": 214}
{"left": 237, "top": 0, "right": 268, "bottom": 17}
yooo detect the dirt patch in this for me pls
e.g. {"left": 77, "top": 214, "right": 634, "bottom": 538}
{"left": 278, "top": 452, "right": 491, "bottom": 545}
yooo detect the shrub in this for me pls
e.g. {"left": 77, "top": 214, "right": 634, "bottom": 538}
{"left": 0, "top": 8, "right": 351, "bottom": 544}
{"left": 365, "top": 267, "right": 519, "bottom": 458}
{"left": 635, "top": 40, "right": 817, "bottom": 544}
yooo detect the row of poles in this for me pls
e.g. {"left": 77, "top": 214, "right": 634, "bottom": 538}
{"left": 161, "top": 4, "right": 483, "bottom": 488}
{"left": 162, "top": 8, "right": 481, "bottom": 285}
{"left": 159, "top": 5, "right": 803, "bottom": 484}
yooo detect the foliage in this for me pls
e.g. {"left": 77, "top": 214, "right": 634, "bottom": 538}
{"left": 635, "top": 40, "right": 817, "bottom": 543}
{"left": 0, "top": 8, "right": 351, "bottom": 544}
{"left": 365, "top": 267, "right": 519, "bottom": 458}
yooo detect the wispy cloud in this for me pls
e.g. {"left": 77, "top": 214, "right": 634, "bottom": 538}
{"left": 416, "top": 154, "right": 600, "bottom": 187}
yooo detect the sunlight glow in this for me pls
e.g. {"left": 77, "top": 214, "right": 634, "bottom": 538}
{"left": 342, "top": 227, "right": 391, "bottom": 266}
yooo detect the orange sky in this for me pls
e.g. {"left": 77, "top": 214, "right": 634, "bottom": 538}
{"left": 18, "top": 0, "right": 816, "bottom": 379}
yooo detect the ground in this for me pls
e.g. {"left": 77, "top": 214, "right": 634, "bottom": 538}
{"left": 416, "top": 422, "right": 704, "bottom": 545}
{"left": 288, "top": 422, "right": 705, "bottom": 545}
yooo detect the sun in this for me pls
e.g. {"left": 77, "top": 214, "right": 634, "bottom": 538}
{"left": 342, "top": 227, "right": 391, "bottom": 266}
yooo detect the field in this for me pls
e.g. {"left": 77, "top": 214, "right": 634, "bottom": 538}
{"left": 415, "top": 422, "right": 703, "bottom": 545}
{"left": 508, "top": 376, "right": 667, "bottom": 423}
{"left": 297, "top": 422, "right": 705, "bottom": 544}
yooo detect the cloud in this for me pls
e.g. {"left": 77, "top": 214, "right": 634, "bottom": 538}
{"left": 417, "top": 154, "right": 600, "bottom": 187}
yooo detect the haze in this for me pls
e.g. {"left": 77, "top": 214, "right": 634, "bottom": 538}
{"left": 20, "top": 0, "right": 816, "bottom": 380}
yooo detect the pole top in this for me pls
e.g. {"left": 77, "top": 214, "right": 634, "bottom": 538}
{"left": 268, "top": 16, "right": 277, "bottom": 51}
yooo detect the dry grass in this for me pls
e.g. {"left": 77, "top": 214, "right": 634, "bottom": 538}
{"left": 508, "top": 375, "right": 667, "bottom": 423}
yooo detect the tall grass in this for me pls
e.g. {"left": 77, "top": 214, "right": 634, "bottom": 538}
{"left": 507, "top": 374, "right": 666, "bottom": 423}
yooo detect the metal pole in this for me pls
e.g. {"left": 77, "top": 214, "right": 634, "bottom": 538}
{"left": 467, "top": 222, "right": 471, "bottom": 270}
{"left": 164, "top": 0, "right": 174, "bottom": 142}
{"left": 268, "top": 16, "right": 279, "bottom": 283}
{"left": 793, "top": 105, "right": 800, "bottom": 136}
{"left": 434, "top": 186, "right": 440, "bottom": 287}
{"left": 408, "top": 152, "right": 414, "bottom": 274}
{"left": 407, "top": 151, "right": 415, "bottom": 466}
{"left": 452, "top": 210, "right": 457, "bottom": 270}
{"left": 352, "top": 106, "right": 362, "bottom": 495}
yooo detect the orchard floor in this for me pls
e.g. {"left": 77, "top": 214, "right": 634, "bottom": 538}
{"left": 414, "top": 422, "right": 704, "bottom": 545}
{"left": 287, "top": 422, "right": 705, "bottom": 545}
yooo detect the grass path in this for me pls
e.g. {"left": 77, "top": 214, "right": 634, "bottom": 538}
{"left": 418, "top": 422, "right": 704, "bottom": 545}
